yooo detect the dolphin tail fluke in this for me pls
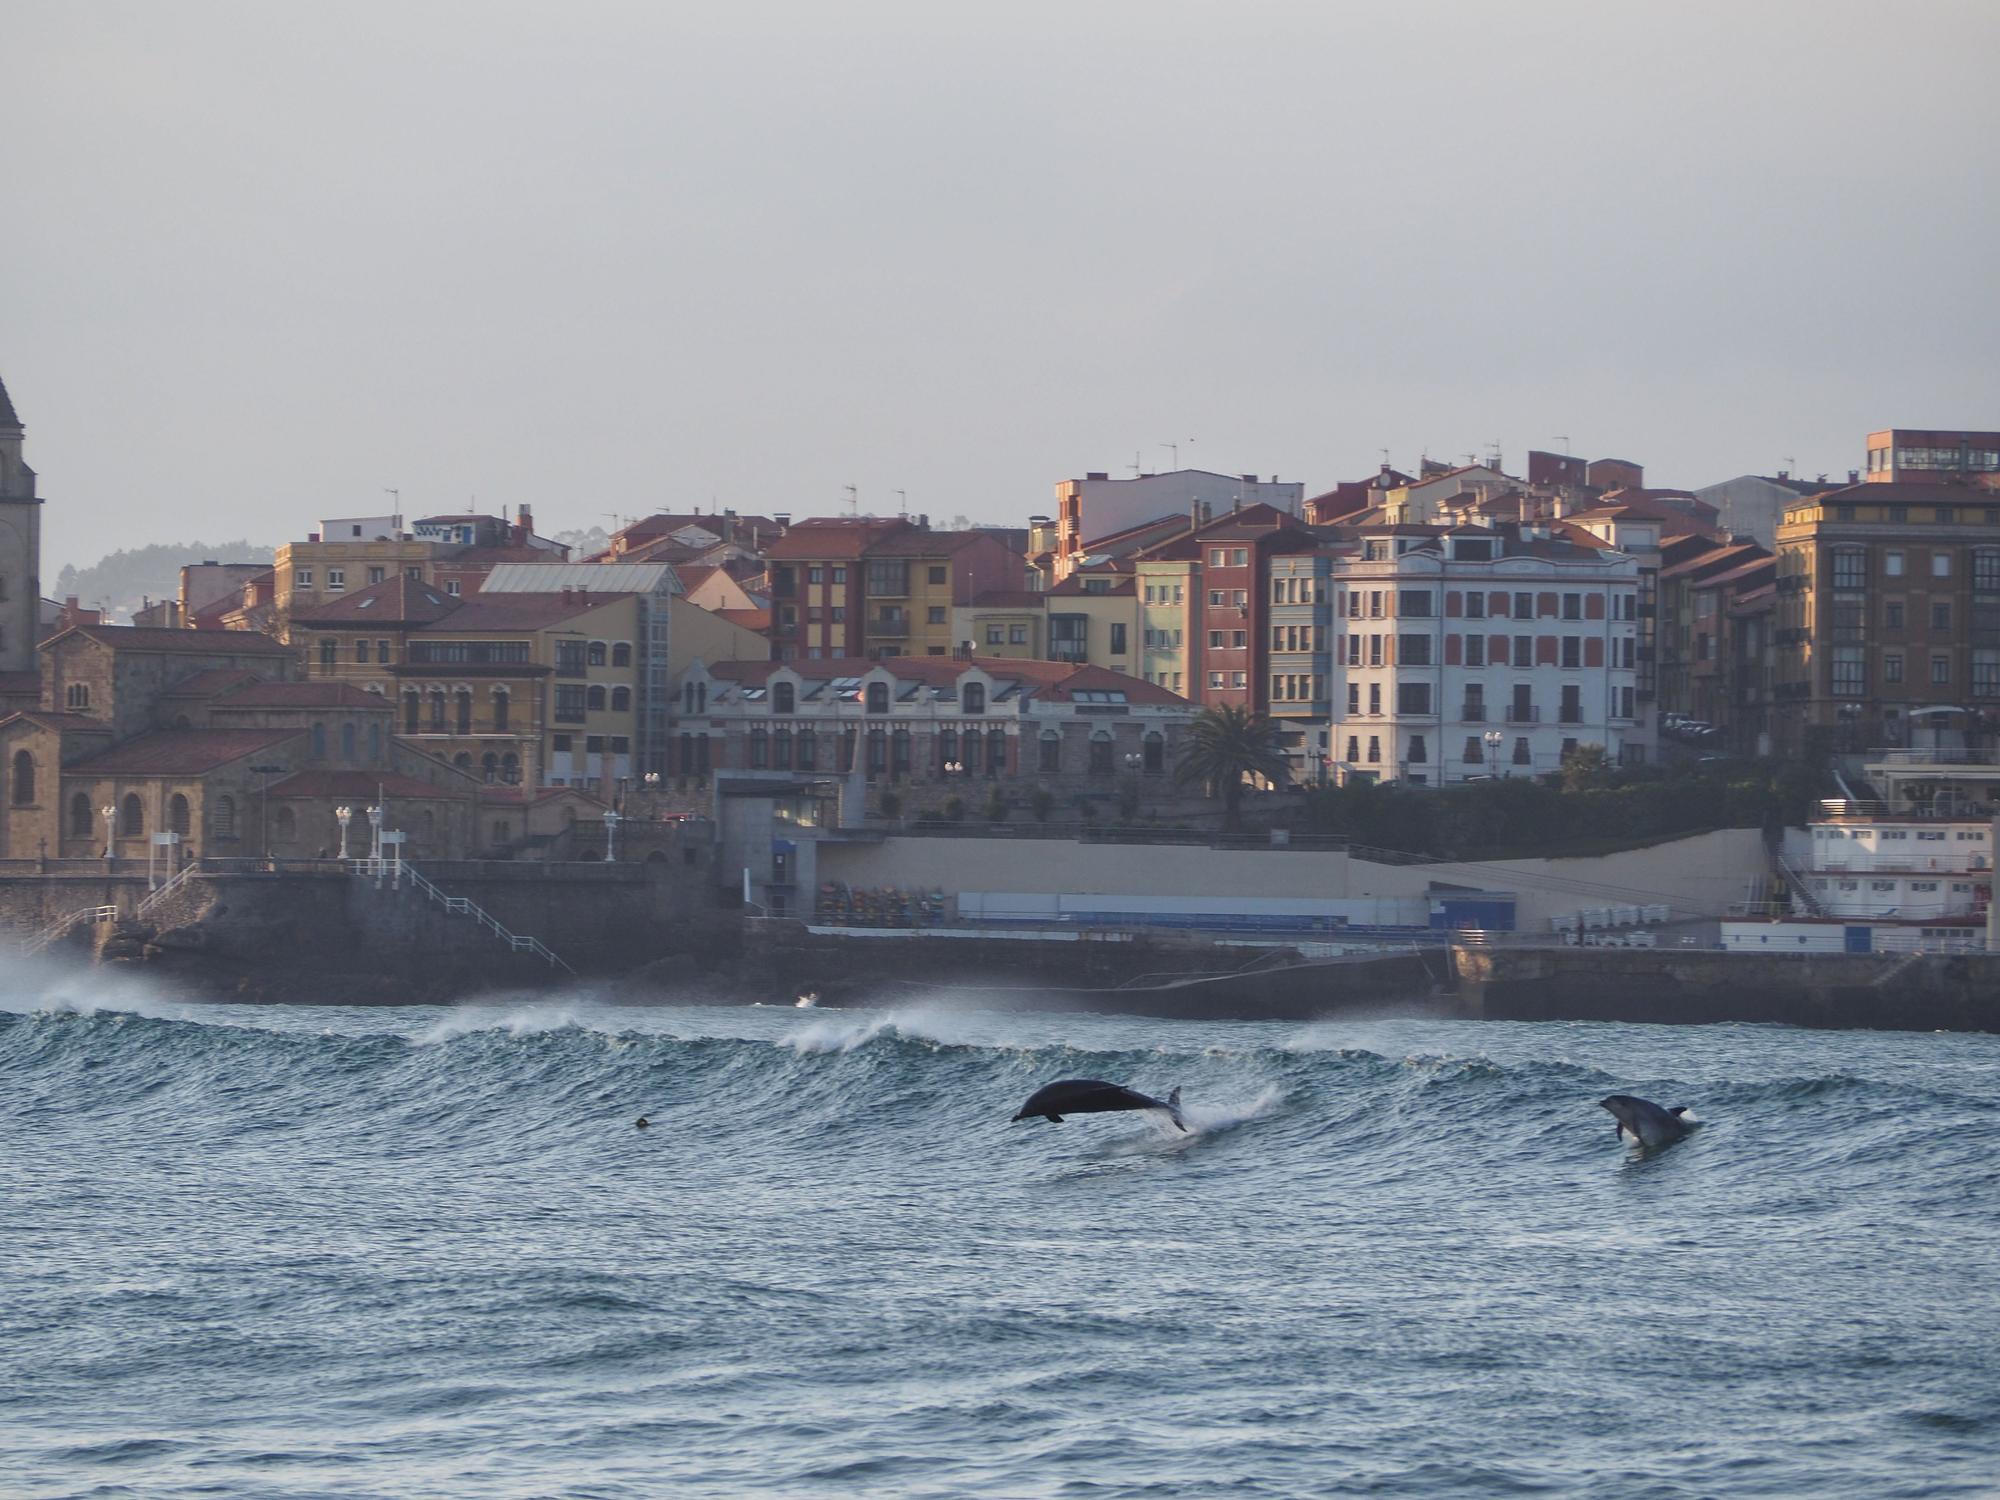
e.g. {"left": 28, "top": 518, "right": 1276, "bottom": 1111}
{"left": 1166, "top": 1087, "right": 1187, "bottom": 1132}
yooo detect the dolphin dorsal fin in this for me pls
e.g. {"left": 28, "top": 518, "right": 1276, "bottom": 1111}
{"left": 1168, "top": 1087, "right": 1181, "bottom": 1108}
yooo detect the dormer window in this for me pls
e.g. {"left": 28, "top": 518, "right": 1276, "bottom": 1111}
{"left": 865, "top": 681, "right": 890, "bottom": 714}
{"left": 962, "top": 681, "right": 986, "bottom": 715}
{"left": 773, "top": 681, "right": 795, "bottom": 714}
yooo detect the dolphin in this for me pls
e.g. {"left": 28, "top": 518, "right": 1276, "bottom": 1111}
{"left": 1012, "top": 1079, "right": 1186, "bottom": 1131}
{"left": 1600, "top": 1094, "right": 1694, "bottom": 1148}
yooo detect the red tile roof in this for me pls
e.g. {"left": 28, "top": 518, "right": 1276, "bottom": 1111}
{"left": 714, "top": 607, "right": 773, "bottom": 631}
{"left": 162, "top": 668, "right": 266, "bottom": 698}
{"left": 762, "top": 518, "right": 911, "bottom": 561}
{"left": 865, "top": 528, "right": 1010, "bottom": 558}
{"left": 0, "top": 710, "right": 113, "bottom": 734}
{"left": 0, "top": 670, "right": 42, "bottom": 700}
{"left": 69, "top": 728, "right": 302, "bottom": 775}
{"left": 54, "top": 624, "right": 294, "bottom": 656}
{"left": 290, "top": 575, "right": 457, "bottom": 626}
{"left": 477, "top": 784, "right": 609, "bottom": 807}
{"left": 1045, "top": 576, "right": 1136, "bottom": 596}
{"left": 266, "top": 770, "right": 468, "bottom": 800}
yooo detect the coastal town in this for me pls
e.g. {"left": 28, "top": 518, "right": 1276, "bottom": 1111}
{"left": 3, "top": 369, "right": 1998, "bottom": 1005}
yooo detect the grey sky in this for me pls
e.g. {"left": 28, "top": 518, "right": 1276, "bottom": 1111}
{"left": 7, "top": 0, "right": 1997, "bottom": 575}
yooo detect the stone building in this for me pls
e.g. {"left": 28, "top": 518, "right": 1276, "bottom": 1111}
{"left": 0, "top": 373, "right": 43, "bottom": 679}
{"left": 669, "top": 655, "right": 1195, "bottom": 793}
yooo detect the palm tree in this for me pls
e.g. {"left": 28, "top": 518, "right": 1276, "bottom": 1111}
{"left": 1173, "top": 704, "right": 1290, "bottom": 830}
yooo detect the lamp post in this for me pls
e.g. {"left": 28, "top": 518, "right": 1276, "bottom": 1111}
{"left": 335, "top": 805, "right": 353, "bottom": 860}
{"left": 250, "top": 763, "right": 287, "bottom": 864}
{"left": 101, "top": 803, "right": 116, "bottom": 865}
{"left": 1483, "top": 729, "right": 1504, "bottom": 779}
{"left": 604, "top": 808, "right": 622, "bottom": 862}
{"left": 944, "top": 759, "right": 963, "bottom": 776}
{"left": 367, "top": 804, "right": 384, "bottom": 862}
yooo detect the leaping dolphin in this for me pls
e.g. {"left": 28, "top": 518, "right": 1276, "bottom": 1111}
{"left": 1012, "top": 1079, "right": 1187, "bottom": 1132}
{"left": 1600, "top": 1094, "right": 1694, "bottom": 1148}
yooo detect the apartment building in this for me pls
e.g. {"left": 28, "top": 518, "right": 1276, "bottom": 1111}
{"left": 1864, "top": 429, "right": 2000, "bottom": 486}
{"left": 1052, "top": 469, "right": 1301, "bottom": 577}
{"left": 763, "top": 519, "right": 1021, "bottom": 661}
{"left": 1325, "top": 522, "right": 1644, "bottom": 786}
{"left": 275, "top": 509, "right": 564, "bottom": 620}
{"left": 953, "top": 573, "right": 1140, "bottom": 674}
{"left": 1267, "top": 547, "right": 1337, "bottom": 781}
{"left": 1657, "top": 540, "right": 1772, "bottom": 721}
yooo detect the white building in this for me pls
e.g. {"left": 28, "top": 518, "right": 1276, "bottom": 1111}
{"left": 1326, "top": 521, "right": 1644, "bottom": 785}
{"left": 1054, "top": 469, "right": 1301, "bottom": 577}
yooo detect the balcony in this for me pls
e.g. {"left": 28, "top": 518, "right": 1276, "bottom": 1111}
{"left": 1460, "top": 703, "right": 1487, "bottom": 722}
{"left": 1505, "top": 706, "right": 1541, "bottom": 724}
{"left": 1558, "top": 709, "right": 1584, "bottom": 725}
{"left": 865, "top": 615, "right": 909, "bottom": 637}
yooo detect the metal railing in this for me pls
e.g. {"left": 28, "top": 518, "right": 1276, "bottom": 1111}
{"left": 20, "top": 905, "right": 119, "bottom": 956}
{"left": 1774, "top": 853, "right": 1823, "bottom": 917}
{"left": 1869, "top": 748, "right": 2000, "bottom": 766}
{"left": 138, "top": 859, "right": 200, "bottom": 918}
{"left": 348, "top": 857, "right": 575, "bottom": 972}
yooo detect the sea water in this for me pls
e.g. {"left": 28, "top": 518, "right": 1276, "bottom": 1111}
{"left": 3, "top": 959, "right": 1998, "bottom": 1498}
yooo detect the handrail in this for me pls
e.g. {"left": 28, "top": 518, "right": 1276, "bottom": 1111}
{"left": 138, "top": 860, "right": 200, "bottom": 918}
{"left": 348, "top": 857, "right": 575, "bottom": 973}
{"left": 20, "top": 904, "right": 119, "bottom": 956}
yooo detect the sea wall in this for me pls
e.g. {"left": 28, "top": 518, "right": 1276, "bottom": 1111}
{"left": 1455, "top": 945, "right": 2000, "bottom": 1032}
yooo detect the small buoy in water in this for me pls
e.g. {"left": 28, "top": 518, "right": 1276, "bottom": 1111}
{"left": 635, "top": 1116, "right": 650, "bottom": 1129}
{"left": 796, "top": 991, "right": 819, "bottom": 1008}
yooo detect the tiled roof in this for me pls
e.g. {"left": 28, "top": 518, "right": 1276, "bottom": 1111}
{"left": 1698, "top": 556, "right": 1778, "bottom": 591}
{"left": 438, "top": 544, "right": 565, "bottom": 574}
{"left": 162, "top": 668, "right": 266, "bottom": 698}
{"left": 290, "top": 575, "right": 458, "bottom": 626}
{"left": 0, "top": 710, "right": 112, "bottom": 734}
{"left": 1661, "top": 541, "right": 1768, "bottom": 581}
{"left": 213, "top": 681, "right": 394, "bottom": 710}
{"left": 969, "top": 590, "right": 1044, "bottom": 608}
{"left": 69, "top": 728, "right": 301, "bottom": 775}
{"left": 762, "top": 519, "right": 910, "bottom": 561}
{"left": 0, "top": 670, "right": 42, "bottom": 699}
{"left": 865, "top": 528, "right": 1010, "bottom": 558}
{"left": 409, "top": 591, "right": 637, "bottom": 632}
{"left": 1791, "top": 481, "right": 2000, "bottom": 505}
{"left": 55, "top": 624, "right": 294, "bottom": 655}
{"left": 477, "top": 784, "right": 609, "bottom": 807}
{"left": 1046, "top": 576, "right": 1136, "bottom": 596}
{"left": 706, "top": 655, "right": 1187, "bottom": 705}
{"left": 266, "top": 770, "right": 467, "bottom": 800}
{"left": 714, "top": 607, "right": 773, "bottom": 631}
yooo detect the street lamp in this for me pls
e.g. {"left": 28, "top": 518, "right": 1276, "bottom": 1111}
{"left": 604, "top": 808, "right": 622, "bottom": 862}
{"left": 250, "top": 763, "right": 287, "bottom": 864}
{"left": 1123, "top": 752, "right": 1143, "bottom": 770}
{"left": 367, "top": 804, "right": 384, "bottom": 861}
{"left": 101, "top": 803, "right": 116, "bottom": 864}
{"left": 335, "top": 805, "right": 353, "bottom": 860}
{"left": 944, "top": 760, "right": 963, "bottom": 776}
{"left": 1483, "top": 729, "right": 1504, "bottom": 779}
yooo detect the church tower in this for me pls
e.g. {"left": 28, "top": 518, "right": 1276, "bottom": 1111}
{"left": 0, "top": 374, "right": 42, "bottom": 673}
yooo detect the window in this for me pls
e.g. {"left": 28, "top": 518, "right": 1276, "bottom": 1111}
{"left": 296, "top": 569, "right": 314, "bottom": 588}
{"left": 555, "top": 640, "right": 588, "bottom": 677}
{"left": 1208, "top": 671, "right": 1225, "bottom": 689}
{"left": 773, "top": 681, "right": 795, "bottom": 714}
{"left": 1366, "top": 736, "right": 1381, "bottom": 764}
{"left": 355, "top": 639, "right": 370, "bottom": 663}
{"left": 1398, "top": 590, "right": 1433, "bottom": 618}
{"left": 1089, "top": 733, "right": 1113, "bottom": 773}
{"left": 612, "top": 643, "right": 632, "bottom": 667}
{"left": 69, "top": 792, "right": 93, "bottom": 837}
{"left": 341, "top": 723, "right": 357, "bottom": 760}
{"left": 1463, "top": 737, "right": 1483, "bottom": 765}
{"left": 749, "top": 728, "right": 768, "bottom": 768}
{"left": 1886, "top": 601, "right": 1905, "bottom": 629}
{"left": 1010, "top": 624, "right": 1028, "bottom": 645}
{"left": 555, "top": 685, "right": 587, "bottom": 723}
{"left": 376, "top": 640, "right": 391, "bottom": 663}
{"left": 865, "top": 560, "right": 909, "bottom": 596}
{"left": 1368, "top": 683, "right": 1382, "bottom": 715}
{"left": 866, "top": 681, "right": 891, "bottom": 714}
{"left": 962, "top": 681, "right": 985, "bottom": 714}
{"left": 1399, "top": 634, "right": 1432, "bottom": 666}
{"left": 611, "top": 686, "right": 631, "bottom": 712}
{"left": 986, "top": 625, "right": 1004, "bottom": 645}
{"left": 1933, "top": 602, "right": 1952, "bottom": 631}
{"left": 1934, "top": 552, "right": 1953, "bottom": 579}
{"left": 1886, "top": 551, "right": 1905, "bottom": 577}
{"left": 587, "top": 685, "right": 607, "bottom": 711}
{"left": 1038, "top": 732, "right": 1061, "bottom": 773}
{"left": 1884, "top": 651, "right": 1904, "bottom": 684}
{"left": 928, "top": 566, "right": 948, "bottom": 586}
{"left": 1512, "top": 736, "right": 1531, "bottom": 765}
{"left": 1513, "top": 637, "right": 1533, "bottom": 668}
{"left": 65, "top": 683, "right": 89, "bottom": 710}
{"left": 1143, "top": 731, "right": 1164, "bottom": 773}
{"left": 1110, "top": 623, "right": 1127, "bottom": 654}
{"left": 831, "top": 567, "right": 847, "bottom": 585}
{"left": 1513, "top": 592, "right": 1532, "bottom": 620}
{"left": 1466, "top": 636, "right": 1485, "bottom": 668}
{"left": 1932, "top": 654, "right": 1951, "bottom": 685}
{"left": 1976, "top": 651, "right": 2000, "bottom": 698}
{"left": 1561, "top": 637, "right": 1581, "bottom": 669}
{"left": 1559, "top": 685, "right": 1582, "bottom": 724}
{"left": 119, "top": 793, "right": 144, "bottom": 838}
{"left": 1347, "top": 683, "right": 1360, "bottom": 714}
{"left": 927, "top": 606, "right": 946, "bottom": 624}
{"left": 1208, "top": 630, "right": 1225, "bottom": 649}
{"left": 9, "top": 749, "right": 33, "bottom": 805}
{"left": 1831, "top": 550, "right": 1866, "bottom": 590}
{"left": 319, "top": 639, "right": 336, "bottom": 670}
{"left": 1397, "top": 682, "right": 1432, "bottom": 714}
{"left": 588, "top": 641, "right": 607, "bottom": 666}
{"left": 446, "top": 581, "right": 461, "bottom": 596}
{"left": 1831, "top": 647, "right": 1865, "bottom": 695}
{"left": 326, "top": 569, "right": 345, "bottom": 592}
{"left": 1465, "top": 592, "right": 1486, "bottom": 619}
{"left": 1407, "top": 734, "right": 1427, "bottom": 764}
{"left": 367, "top": 566, "right": 385, "bottom": 586}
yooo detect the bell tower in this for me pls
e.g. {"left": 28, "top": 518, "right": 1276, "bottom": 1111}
{"left": 0, "top": 374, "right": 42, "bottom": 673}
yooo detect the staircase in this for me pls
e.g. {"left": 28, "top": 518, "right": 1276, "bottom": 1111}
{"left": 137, "top": 860, "right": 200, "bottom": 921}
{"left": 350, "top": 857, "right": 575, "bottom": 974}
{"left": 20, "top": 905, "right": 119, "bottom": 956}
{"left": 1774, "top": 854, "right": 1823, "bottom": 917}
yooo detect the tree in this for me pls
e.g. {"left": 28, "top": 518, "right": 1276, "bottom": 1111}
{"left": 1559, "top": 743, "right": 1612, "bottom": 793}
{"left": 1173, "top": 704, "right": 1289, "bottom": 830}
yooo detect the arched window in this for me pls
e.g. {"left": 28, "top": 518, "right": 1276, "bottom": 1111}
{"left": 677, "top": 733, "right": 693, "bottom": 772}
{"left": 836, "top": 729, "right": 855, "bottom": 772}
{"left": 70, "top": 792, "right": 93, "bottom": 837}
{"left": 494, "top": 820, "right": 512, "bottom": 845}
{"left": 612, "top": 643, "right": 632, "bottom": 667}
{"left": 892, "top": 727, "right": 911, "bottom": 778}
{"left": 168, "top": 794, "right": 191, "bottom": 836}
{"left": 492, "top": 690, "right": 510, "bottom": 731}
{"left": 749, "top": 728, "right": 769, "bottom": 767}
{"left": 501, "top": 753, "right": 519, "bottom": 784}
{"left": 797, "top": 727, "right": 816, "bottom": 770}
{"left": 368, "top": 724, "right": 382, "bottom": 762}
{"left": 340, "top": 723, "right": 357, "bottom": 761}
{"left": 9, "top": 749, "right": 32, "bottom": 806}
{"left": 611, "top": 687, "right": 631, "bottom": 712}
{"left": 120, "top": 793, "right": 144, "bottom": 838}
{"left": 773, "top": 728, "right": 792, "bottom": 769}
{"left": 696, "top": 682, "right": 707, "bottom": 713}
{"left": 312, "top": 723, "right": 327, "bottom": 758}
{"left": 429, "top": 691, "right": 447, "bottom": 732}
{"left": 455, "top": 690, "right": 472, "bottom": 735}
{"left": 866, "top": 681, "right": 890, "bottom": 714}
{"left": 962, "top": 681, "right": 986, "bottom": 715}
{"left": 1089, "top": 730, "right": 1113, "bottom": 774}
{"left": 682, "top": 683, "right": 694, "bottom": 713}
{"left": 773, "top": 681, "right": 795, "bottom": 714}
{"left": 404, "top": 692, "right": 420, "bottom": 734}
{"left": 1039, "top": 730, "right": 1061, "bottom": 774}
{"left": 587, "top": 686, "right": 607, "bottom": 711}
{"left": 214, "top": 796, "right": 236, "bottom": 838}
{"left": 938, "top": 728, "right": 958, "bottom": 769}
{"left": 481, "top": 753, "right": 497, "bottom": 781}
{"left": 986, "top": 728, "right": 1007, "bottom": 776}
{"left": 866, "top": 727, "right": 887, "bottom": 777}
{"left": 962, "top": 731, "right": 981, "bottom": 774}
{"left": 1143, "top": 731, "right": 1165, "bottom": 774}
{"left": 454, "top": 752, "right": 473, "bottom": 770}
{"left": 65, "top": 683, "right": 89, "bottom": 710}
{"left": 275, "top": 806, "right": 296, "bottom": 844}
{"left": 588, "top": 641, "right": 607, "bottom": 666}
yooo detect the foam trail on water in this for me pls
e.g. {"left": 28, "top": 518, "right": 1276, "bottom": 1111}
{"left": 784, "top": 1013, "right": 891, "bottom": 1055}
{"left": 0, "top": 953, "right": 200, "bottom": 1024}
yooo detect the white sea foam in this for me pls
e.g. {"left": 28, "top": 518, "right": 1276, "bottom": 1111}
{"left": 411, "top": 1000, "right": 606, "bottom": 1045}
{"left": 0, "top": 953, "right": 200, "bottom": 1024}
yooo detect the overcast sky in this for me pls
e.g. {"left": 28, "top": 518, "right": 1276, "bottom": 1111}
{"left": 6, "top": 0, "right": 1997, "bottom": 574}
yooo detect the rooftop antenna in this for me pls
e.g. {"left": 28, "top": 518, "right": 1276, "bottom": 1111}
{"left": 1782, "top": 454, "right": 1796, "bottom": 473}
{"left": 1161, "top": 441, "right": 1179, "bottom": 470}
{"left": 895, "top": 489, "right": 908, "bottom": 517}
{"left": 1487, "top": 440, "right": 1504, "bottom": 470}
{"left": 1553, "top": 434, "right": 1571, "bottom": 456}
{"left": 1129, "top": 450, "right": 1143, "bottom": 477}
{"left": 1379, "top": 447, "right": 1391, "bottom": 465}
{"left": 843, "top": 484, "right": 859, "bottom": 516}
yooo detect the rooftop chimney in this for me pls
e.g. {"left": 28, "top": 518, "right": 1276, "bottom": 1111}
{"left": 1848, "top": 469, "right": 1860, "bottom": 485}
{"left": 1085, "top": 471, "right": 1108, "bottom": 481}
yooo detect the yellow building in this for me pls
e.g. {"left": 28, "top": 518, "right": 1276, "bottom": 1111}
{"left": 1135, "top": 557, "right": 1194, "bottom": 697}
